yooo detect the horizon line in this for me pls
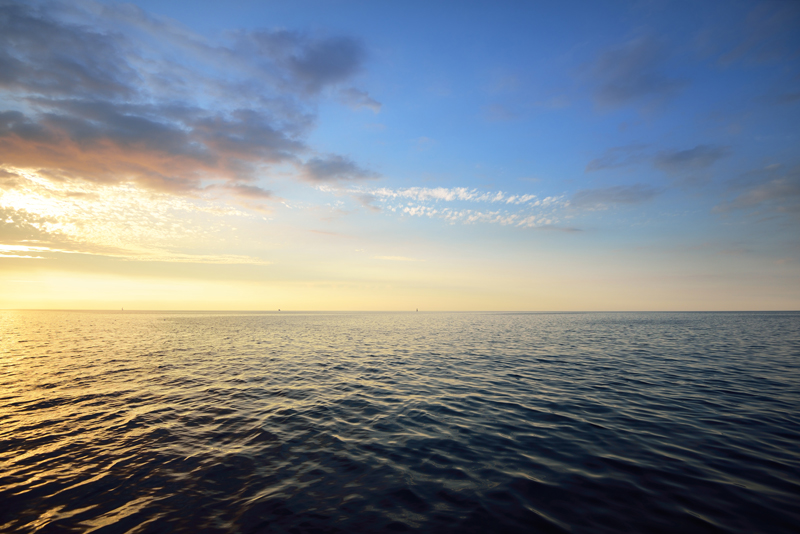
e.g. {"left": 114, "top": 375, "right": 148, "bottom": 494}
{"left": 3, "top": 309, "right": 799, "bottom": 313}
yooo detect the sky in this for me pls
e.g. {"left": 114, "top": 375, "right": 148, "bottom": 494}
{"left": 1, "top": 0, "right": 799, "bottom": 310}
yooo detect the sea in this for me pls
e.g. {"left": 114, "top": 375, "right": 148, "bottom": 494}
{"left": 1, "top": 311, "right": 798, "bottom": 533}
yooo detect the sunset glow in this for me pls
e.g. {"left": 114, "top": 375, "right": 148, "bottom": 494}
{"left": 1, "top": 0, "right": 798, "bottom": 310}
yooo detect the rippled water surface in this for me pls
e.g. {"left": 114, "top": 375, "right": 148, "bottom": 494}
{"left": 1, "top": 311, "right": 799, "bottom": 533}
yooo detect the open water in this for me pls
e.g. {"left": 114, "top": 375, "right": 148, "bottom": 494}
{"left": 1, "top": 311, "right": 799, "bottom": 533}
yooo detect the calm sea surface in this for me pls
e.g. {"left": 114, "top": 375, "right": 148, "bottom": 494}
{"left": 1, "top": 311, "right": 798, "bottom": 533}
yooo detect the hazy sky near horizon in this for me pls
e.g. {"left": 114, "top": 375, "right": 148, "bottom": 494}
{"left": 1, "top": 0, "right": 799, "bottom": 310}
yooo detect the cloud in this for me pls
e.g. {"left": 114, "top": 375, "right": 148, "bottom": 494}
{"left": 0, "top": 169, "right": 272, "bottom": 262}
{"left": 0, "top": 2, "right": 139, "bottom": 100}
{"left": 585, "top": 144, "right": 648, "bottom": 172}
{"left": 715, "top": 164, "right": 800, "bottom": 215}
{"left": 654, "top": 145, "right": 729, "bottom": 173}
{"left": 0, "top": 0, "right": 372, "bottom": 194}
{"left": 339, "top": 87, "right": 381, "bottom": 113}
{"left": 339, "top": 185, "right": 550, "bottom": 206}
{"left": 395, "top": 205, "right": 561, "bottom": 228}
{"left": 300, "top": 155, "right": 378, "bottom": 182}
{"left": 571, "top": 184, "right": 660, "bottom": 209}
{"left": 354, "top": 193, "right": 381, "bottom": 212}
{"left": 0, "top": 168, "right": 24, "bottom": 188}
{"left": 0, "top": 204, "right": 71, "bottom": 250}
{"left": 589, "top": 36, "right": 687, "bottom": 109}
{"left": 586, "top": 144, "right": 729, "bottom": 186}
{"left": 717, "top": 2, "right": 800, "bottom": 66}
{"left": 320, "top": 185, "right": 566, "bottom": 228}
{"left": 223, "top": 183, "right": 274, "bottom": 199}
{"left": 285, "top": 36, "right": 366, "bottom": 93}
{"left": 537, "top": 226, "right": 582, "bottom": 233}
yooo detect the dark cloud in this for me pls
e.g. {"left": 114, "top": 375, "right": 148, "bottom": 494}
{"left": 585, "top": 144, "right": 648, "bottom": 172}
{"left": 0, "top": 1, "right": 139, "bottom": 100}
{"left": 339, "top": 88, "right": 381, "bottom": 113}
{"left": 571, "top": 184, "right": 660, "bottom": 209}
{"left": 0, "top": 0, "right": 373, "bottom": 194}
{"left": 654, "top": 145, "right": 729, "bottom": 173}
{"left": 589, "top": 36, "right": 687, "bottom": 109}
{"left": 0, "top": 110, "right": 50, "bottom": 141}
{"left": 233, "top": 30, "right": 366, "bottom": 95}
{"left": 715, "top": 164, "right": 800, "bottom": 216}
{"left": 289, "top": 36, "right": 365, "bottom": 93}
{"left": 300, "top": 155, "right": 378, "bottom": 182}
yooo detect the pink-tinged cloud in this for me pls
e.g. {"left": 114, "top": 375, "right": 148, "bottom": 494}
{"left": 0, "top": 0, "right": 376, "bottom": 197}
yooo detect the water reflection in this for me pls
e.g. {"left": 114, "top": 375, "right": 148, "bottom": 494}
{"left": 1, "top": 311, "right": 799, "bottom": 533}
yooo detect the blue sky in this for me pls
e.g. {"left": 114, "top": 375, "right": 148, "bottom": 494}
{"left": 0, "top": 0, "right": 798, "bottom": 309}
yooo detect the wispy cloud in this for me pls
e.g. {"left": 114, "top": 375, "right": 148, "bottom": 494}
{"left": 717, "top": 2, "right": 800, "bottom": 66}
{"left": 221, "top": 183, "right": 275, "bottom": 199}
{"left": 585, "top": 144, "right": 649, "bottom": 172}
{"left": 339, "top": 87, "right": 382, "bottom": 113}
{"left": 586, "top": 144, "right": 729, "bottom": 187}
{"left": 654, "top": 145, "right": 729, "bottom": 173}
{"left": 715, "top": 164, "right": 800, "bottom": 216}
{"left": 300, "top": 155, "right": 379, "bottom": 182}
{"left": 589, "top": 35, "right": 687, "bottom": 110}
{"left": 0, "top": 168, "right": 271, "bottom": 263}
{"left": 394, "top": 206, "right": 560, "bottom": 228}
{"left": 571, "top": 184, "right": 660, "bottom": 210}
{"left": 320, "top": 185, "right": 567, "bottom": 228}
{"left": 357, "top": 186, "right": 547, "bottom": 205}
{"left": 354, "top": 193, "right": 381, "bottom": 212}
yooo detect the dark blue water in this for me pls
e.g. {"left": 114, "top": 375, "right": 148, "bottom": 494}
{"left": 1, "top": 311, "right": 798, "bottom": 533}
